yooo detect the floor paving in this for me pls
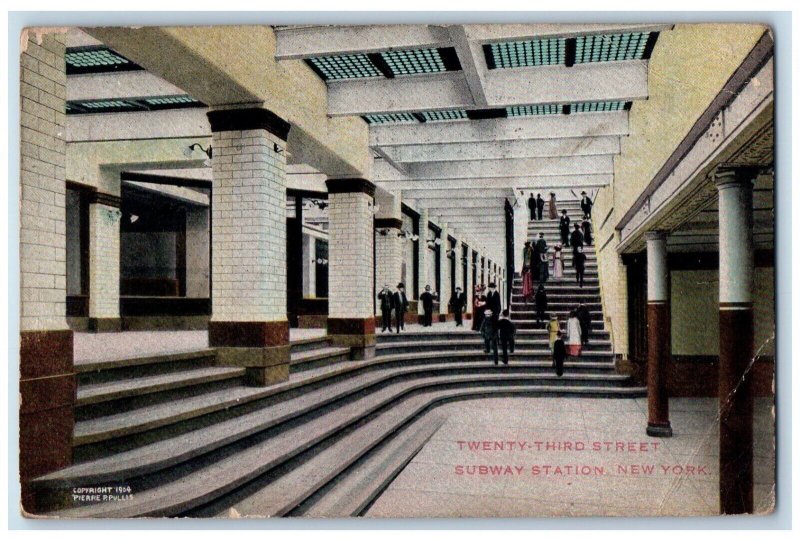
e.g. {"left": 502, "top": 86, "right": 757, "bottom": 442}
{"left": 73, "top": 328, "right": 327, "bottom": 363}
{"left": 365, "top": 397, "right": 775, "bottom": 518}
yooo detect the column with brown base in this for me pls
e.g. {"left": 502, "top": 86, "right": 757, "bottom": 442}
{"left": 327, "top": 178, "right": 377, "bottom": 360}
{"left": 88, "top": 192, "right": 122, "bottom": 332}
{"left": 438, "top": 223, "right": 451, "bottom": 322}
{"left": 645, "top": 230, "right": 672, "bottom": 437}
{"left": 374, "top": 189, "right": 403, "bottom": 318}
{"left": 714, "top": 165, "right": 758, "bottom": 514}
{"left": 19, "top": 30, "right": 74, "bottom": 513}
{"left": 207, "top": 107, "right": 291, "bottom": 385}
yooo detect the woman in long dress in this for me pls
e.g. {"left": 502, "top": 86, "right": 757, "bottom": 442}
{"left": 548, "top": 315, "right": 561, "bottom": 352}
{"left": 552, "top": 244, "right": 564, "bottom": 281}
{"left": 566, "top": 310, "right": 582, "bottom": 357}
{"left": 471, "top": 285, "right": 487, "bottom": 331}
{"left": 521, "top": 242, "right": 534, "bottom": 302}
{"left": 548, "top": 192, "right": 558, "bottom": 219}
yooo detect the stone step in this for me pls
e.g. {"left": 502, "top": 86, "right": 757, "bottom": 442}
{"left": 289, "top": 336, "right": 333, "bottom": 355}
{"left": 75, "top": 349, "right": 218, "bottom": 386}
{"left": 376, "top": 340, "right": 612, "bottom": 356}
{"left": 76, "top": 366, "right": 247, "bottom": 407}
{"left": 375, "top": 330, "right": 611, "bottom": 342}
{"left": 293, "top": 415, "right": 446, "bottom": 518}
{"left": 48, "top": 374, "right": 641, "bottom": 518}
{"left": 290, "top": 346, "right": 351, "bottom": 374}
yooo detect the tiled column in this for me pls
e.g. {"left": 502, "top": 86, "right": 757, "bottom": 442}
{"left": 374, "top": 190, "right": 403, "bottom": 315}
{"left": 465, "top": 247, "right": 474, "bottom": 317}
{"left": 453, "top": 239, "right": 464, "bottom": 292}
{"left": 19, "top": 30, "right": 74, "bottom": 512}
{"left": 88, "top": 192, "right": 122, "bottom": 332}
{"left": 206, "top": 108, "right": 291, "bottom": 386}
{"left": 417, "top": 208, "right": 430, "bottom": 318}
{"left": 438, "top": 223, "right": 451, "bottom": 322}
{"left": 326, "top": 178, "right": 377, "bottom": 360}
{"left": 645, "top": 230, "right": 672, "bottom": 438}
{"left": 714, "top": 165, "right": 758, "bottom": 514}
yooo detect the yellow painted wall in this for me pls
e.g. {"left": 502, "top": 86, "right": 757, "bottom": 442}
{"left": 594, "top": 23, "right": 768, "bottom": 356}
{"left": 670, "top": 268, "right": 775, "bottom": 357}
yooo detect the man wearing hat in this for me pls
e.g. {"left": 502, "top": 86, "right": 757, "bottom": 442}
{"left": 377, "top": 284, "right": 395, "bottom": 333}
{"left": 486, "top": 282, "right": 502, "bottom": 325}
{"left": 393, "top": 282, "right": 409, "bottom": 333}
{"left": 580, "top": 191, "right": 594, "bottom": 219}
{"left": 449, "top": 286, "right": 467, "bottom": 327}
{"left": 420, "top": 285, "right": 438, "bottom": 327}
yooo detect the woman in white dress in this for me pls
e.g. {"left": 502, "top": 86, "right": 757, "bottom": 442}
{"left": 566, "top": 310, "right": 582, "bottom": 357}
{"left": 552, "top": 243, "right": 564, "bottom": 281}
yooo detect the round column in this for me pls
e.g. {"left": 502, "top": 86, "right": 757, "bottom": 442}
{"left": 645, "top": 230, "right": 672, "bottom": 437}
{"left": 715, "top": 166, "right": 757, "bottom": 514}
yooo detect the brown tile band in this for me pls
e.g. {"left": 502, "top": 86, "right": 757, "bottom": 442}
{"left": 327, "top": 317, "right": 376, "bottom": 336}
{"left": 207, "top": 107, "right": 291, "bottom": 141}
{"left": 374, "top": 217, "right": 403, "bottom": 229}
{"left": 20, "top": 374, "right": 76, "bottom": 415}
{"left": 326, "top": 178, "right": 376, "bottom": 197}
{"left": 20, "top": 330, "right": 73, "bottom": 380}
{"left": 208, "top": 320, "right": 290, "bottom": 348}
{"left": 88, "top": 191, "right": 122, "bottom": 208}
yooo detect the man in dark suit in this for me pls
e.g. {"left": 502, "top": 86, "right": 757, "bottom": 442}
{"left": 559, "top": 210, "right": 571, "bottom": 247}
{"left": 570, "top": 224, "right": 584, "bottom": 264}
{"left": 377, "top": 284, "right": 395, "bottom": 333}
{"left": 420, "top": 285, "right": 438, "bottom": 327}
{"left": 553, "top": 331, "right": 567, "bottom": 377}
{"left": 449, "top": 286, "right": 467, "bottom": 327}
{"left": 393, "top": 282, "right": 409, "bottom": 333}
{"left": 575, "top": 302, "right": 592, "bottom": 345}
{"left": 580, "top": 191, "right": 593, "bottom": 219}
{"left": 574, "top": 246, "right": 587, "bottom": 288}
{"left": 486, "top": 282, "right": 502, "bottom": 324}
{"left": 496, "top": 309, "right": 516, "bottom": 366}
{"left": 528, "top": 193, "right": 537, "bottom": 220}
{"left": 582, "top": 216, "right": 593, "bottom": 246}
{"left": 536, "top": 194, "right": 545, "bottom": 221}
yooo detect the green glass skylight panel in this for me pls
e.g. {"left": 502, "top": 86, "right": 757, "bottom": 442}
{"left": 66, "top": 48, "right": 131, "bottom": 68}
{"left": 144, "top": 95, "right": 199, "bottom": 105}
{"left": 575, "top": 32, "right": 650, "bottom": 63}
{"left": 308, "top": 54, "right": 382, "bottom": 80}
{"left": 81, "top": 100, "right": 132, "bottom": 109}
{"left": 363, "top": 113, "right": 419, "bottom": 125}
{"left": 487, "top": 38, "right": 565, "bottom": 68}
{"left": 421, "top": 110, "right": 468, "bottom": 122}
{"left": 507, "top": 104, "right": 560, "bottom": 117}
{"left": 381, "top": 48, "right": 446, "bottom": 75}
{"left": 571, "top": 101, "right": 627, "bottom": 113}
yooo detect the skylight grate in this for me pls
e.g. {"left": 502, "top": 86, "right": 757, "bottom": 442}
{"left": 421, "top": 109, "right": 468, "bottom": 122}
{"left": 363, "top": 113, "right": 419, "bottom": 125}
{"left": 81, "top": 100, "right": 132, "bottom": 109}
{"left": 575, "top": 32, "right": 651, "bottom": 63}
{"left": 66, "top": 48, "right": 131, "bottom": 68}
{"left": 571, "top": 101, "right": 627, "bottom": 113}
{"left": 67, "top": 94, "right": 204, "bottom": 115}
{"left": 507, "top": 104, "right": 560, "bottom": 117}
{"left": 144, "top": 95, "right": 199, "bottom": 105}
{"left": 307, "top": 54, "right": 382, "bottom": 80}
{"left": 381, "top": 48, "right": 447, "bottom": 75}
{"left": 486, "top": 38, "right": 565, "bottom": 69}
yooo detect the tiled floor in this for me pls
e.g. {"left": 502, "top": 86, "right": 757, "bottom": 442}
{"left": 73, "top": 328, "right": 327, "bottom": 363}
{"left": 365, "top": 397, "right": 776, "bottom": 518}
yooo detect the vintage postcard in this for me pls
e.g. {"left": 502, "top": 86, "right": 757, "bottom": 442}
{"left": 16, "top": 21, "right": 776, "bottom": 519}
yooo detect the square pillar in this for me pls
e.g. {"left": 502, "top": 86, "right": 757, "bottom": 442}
{"left": 19, "top": 30, "right": 74, "bottom": 513}
{"left": 417, "top": 208, "right": 430, "bottom": 317}
{"left": 87, "top": 192, "right": 122, "bottom": 332}
{"left": 374, "top": 190, "right": 403, "bottom": 315}
{"left": 438, "top": 223, "right": 451, "bottom": 321}
{"left": 465, "top": 247, "right": 474, "bottom": 317}
{"left": 326, "top": 178, "right": 377, "bottom": 360}
{"left": 206, "top": 108, "right": 291, "bottom": 386}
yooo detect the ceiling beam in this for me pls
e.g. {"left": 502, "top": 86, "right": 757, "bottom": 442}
{"left": 380, "top": 135, "right": 621, "bottom": 163}
{"left": 327, "top": 61, "right": 647, "bottom": 116}
{"left": 447, "top": 25, "right": 489, "bottom": 108}
{"left": 399, "top": 155, "right": 614, "bottom": 180}
{"left": 462, "top": 24, "right": 671, "bottom": 43}
{"left": 66, "top": 71, "right": 189, "bottom": 101}
{"left": 382, "top": 174, "right": 612, "bottom": 192}
{"left": 274, "top": 25, "right": 452, "bottom": 59}
{"left": 416, "top": 198, "right": 509, "bottom": 208}
{"left": 369, "top": 112, "right": 629, "bottom": 146}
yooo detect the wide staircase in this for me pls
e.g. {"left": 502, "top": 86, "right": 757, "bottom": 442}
{"left": 33, "top": 202, "right": 643, "bottom": 519}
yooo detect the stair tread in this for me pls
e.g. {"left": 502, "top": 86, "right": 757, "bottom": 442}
{"left": 297, "top": 415, "right": 446, "bottom": 518}
{"left": 290, "top": 346, "right": 350, "bottom": 363}
{"left": 75, "top": 348, "right": 216, "bottom": 373}
{"left": 77, "top": 366, "right": 246, "bottom": 404}
{"left": 52, "top": 379, "right": 643, "bottom": 518}
{"left": 41, "top": 360, "right": 621, "bottom": 488}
